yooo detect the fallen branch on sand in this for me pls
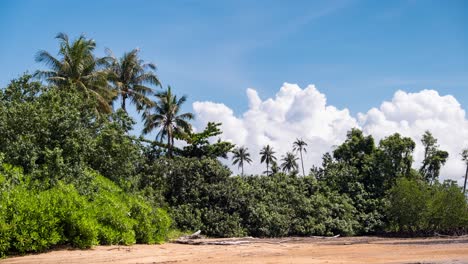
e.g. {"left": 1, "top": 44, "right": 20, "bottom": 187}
{"left": 311, "top": 234, "right": 341, "bottom": 239}
{"left": 173, "top": 234, "right": 342, "bottom": 245}
{"left": 174, "top": 239, "right": 254, "bottom": 245}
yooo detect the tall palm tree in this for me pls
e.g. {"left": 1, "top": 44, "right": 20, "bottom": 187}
{"left": 462, "top": 148, "right": 468, "bottom": 194}
{"left": 232, "top": 146, "right": 252, "bottom": 176}
{"left": 293, "top": 138, "right": 308, "bottom": 176}
{"left": 143, "top": 86, "right": 193, "bottom": 157}
{"left": 281, "top": 152, "right": 299, "bottom": 174}
{"left": 260, "top": 145, "right": 276, "bottom": 176}
{"left": 107, "top": 48, "right": 161, "bottom": 112}
{"left": 35, "top": 33, "right": 114, "bottom": 113}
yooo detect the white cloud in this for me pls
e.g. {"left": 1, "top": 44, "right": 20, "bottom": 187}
{"left": 359, "top": 89, "right": 468, "bottom": 185}
{"left": 192, "top": 83, "right": 468, "bottom": 185}
{"left": 193, "top": 82, "right": 358, "bottom": 175}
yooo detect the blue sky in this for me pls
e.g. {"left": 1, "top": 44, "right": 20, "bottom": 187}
{"left": 0, "top": 0, "right": 467, "bottom": 116}
{"left": 1, "top": 0, "right": 468, "bottom": 180}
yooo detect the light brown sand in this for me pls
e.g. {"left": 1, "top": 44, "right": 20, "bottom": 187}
{"left": 2, "top": 236, "right": 468, "bottom": 264}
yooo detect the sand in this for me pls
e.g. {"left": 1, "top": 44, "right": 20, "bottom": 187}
{"left": 2, "top": 236, "right": 468, "bottom": 264}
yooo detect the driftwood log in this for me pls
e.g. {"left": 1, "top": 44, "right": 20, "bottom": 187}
{"left": 173, "top": 233, "right": 342, "bottom": 246}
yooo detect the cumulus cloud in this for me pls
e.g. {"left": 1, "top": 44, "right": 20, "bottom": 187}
{"left": 192, "top": 83, "right": 468, "bottom": 185}
{"left": 359, "top": 89, "right": 468, "bottom": 184}
{"left": 193, "top": 83, "right": 358, "bottom": 175}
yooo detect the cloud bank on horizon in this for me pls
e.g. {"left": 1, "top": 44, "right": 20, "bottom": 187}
{"left": 192, "top": 83, "right": 468, "bottom": 184}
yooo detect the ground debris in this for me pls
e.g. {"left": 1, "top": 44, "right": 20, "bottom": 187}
{"left": 173, "top": 235, "right": 343, "bottom": 246}
{"left": 174, "top": 235, "right": 256, "bottom": 245}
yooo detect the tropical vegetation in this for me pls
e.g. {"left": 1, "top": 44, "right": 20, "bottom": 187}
{"left": 0, "top": 33, "right": 467, "bottom": 257}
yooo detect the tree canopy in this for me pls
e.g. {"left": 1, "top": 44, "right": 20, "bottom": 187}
{"left": 0, "top": 33, "right": 467, "bottom": 256}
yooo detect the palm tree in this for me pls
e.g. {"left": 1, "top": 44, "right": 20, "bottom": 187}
{"left": 270, "top": 161, "right": 279, "bottom": 175}
{"left": 107, "top": 48, "right": 161, "bottom": 112}
{"left": 35, "top": 33, "right": 114, "bottom": 113}
{"left": 462, "top": 148, "right": 468, "bottom": 194}
{"left": 232, "top": 146, "right": 252, "bottom": 176}
{"left": 143, "top": 86, "right": 193, "bottom": 157}
{"left": 281, "top": 152, "right": 299, "bottom": 174}
{"left": 260, "top": 145, "right": 277, "bottom": 176}
{"left": 293, "top": 138, "right": 308, "bottom": 176}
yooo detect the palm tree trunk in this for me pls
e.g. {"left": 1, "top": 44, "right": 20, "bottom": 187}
{"left": 121, "top": 94, "right": 127, "bottom": 112}
{"left": 167, "top": 133, "right": 172, "bottom": 158}
{"left": 266, "top": 161, "right": 269, "bottom": 176}
{"left": 241, "top": 163, "right": 244, "bottom": 176}
{"left": 171, "top": 137, "right": 175, "bottom": 158}
{"left": 300, "top": 150, "right": 305, "bottom": 177}
{"left": 464, "top": 164, "right": 468, "bottom": 194}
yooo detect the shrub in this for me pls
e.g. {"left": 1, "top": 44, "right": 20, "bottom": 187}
{"left": 201, "top": 208, "right": 246, "bottom": 237}
{"left": 170, "top": 205, "right": 203, "bottom": 232}
{"left": 427, "top": 181, "right": 468, "bottom": 234}
{"left": 155, "top": 158, "right": 361, "bottom": 238}
{"left": 386, "top": 178, "right": 468, "bottom": 235}
{"left": 5, "top": 187, "right": 61, "bottom": 254}
{"left": 386, "top": 178, "right": 430, "bottom": 233}
{"left": 84, "top": 171, "right": 170, "bottom": 245}
{"left": 0, "top": 166, "right": 171, "bottom": 256}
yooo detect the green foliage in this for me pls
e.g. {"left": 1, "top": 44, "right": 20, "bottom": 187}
{"left": 107, "top": 48, "right": 161, "bottom": 112}
{"left": 35, "top": 33, "right": 115, "bottom": 113}
{"left": 280, "top": 152, "right": 299, "bottom": 174}
{"left": 179, "top": 122, "right": 235, "bottom": 159}
{"left": 0, "top": 179, "right": 100, "bottom": 255}
{"left": 240, "top": 174, "right": 358, "bottom": 237}
{"left": 376, "top": 133, "right": 415, "bottom": 188}
{"left": 201, "top": 209, "right": 246, "bottom": 237}
{"left": 231, "top": 146, "right": 252, "bottom": 176}
{"left": 88, "top": 110, "right": 142, "bottom": 185}
{"left": 83, "top": 171, "right": 171, "bottom": 245}
{"left": 1, "top": 33, "right": 468, "bottom": 258}
{"left": 142, "top": 86, "right": 193, "bottom": 157}
{"left": 170, "top": 205, "right": 203, "bottom": 232}
{"left": 0, "top": 73, "right": 45, "bottom": 104}
{"left": 145, "top": 157, "right": 360, "bottom": 238}
{"left": 333, "top": 128, "right": 376, "bottom": 171}
{"left": 426, "top": 181, "right": 468, "bottom": 233}
{"left": 0, "top": 75, "right": 142, "bottom": 186}
{"left": 420, "top": 131, "right": 449, "bottom": 184}
{"left": 4, "top": 187, "right": 61, "bottom": 253}
{"left": 260, "top": 145, "right": 277, "bottom": 176}
{"left": 386, "top": 178, "right": 431, "bottom": 232}
{"left": 0, "top": 165, "right": 171, "bottom": 256}
{"left": 387, "top": 178, "right": 468, "bottom": 234}
{"left": 0, "top": 77, "right": 96, "bottom": 178}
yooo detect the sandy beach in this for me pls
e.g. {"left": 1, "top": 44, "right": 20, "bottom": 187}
{"left": 2, "top": 236, "right": 468, "bottom": 264}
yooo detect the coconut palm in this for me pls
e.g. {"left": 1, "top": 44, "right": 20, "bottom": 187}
{"left": 35, "top": 33, "right": 114, "bottom": 113}
{"left": 107, "top": 48, "right": 161, "bottom": 112}
{"left": 260, "top": 145, "right": 277, "bottom": 176}
{"left": 281, "top": 152, "right": 299, "bottom": 174}
{"left": 462, "top": 148, "right": 468, "bottom": 194}
{"left": 232, "top": 146, "right": 252, "bottom": 176}
{"left": 142, "top": 86, "right": 193, "bottom": 157}
{"left": 293, "top": 138, "right": 308, "bottom": 176}
{"left": 270, "top": 161, "right": 279, "bottom": 175}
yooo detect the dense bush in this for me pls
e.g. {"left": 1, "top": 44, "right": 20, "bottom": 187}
{"left": 387, "top": 178, "right": 468, "bottom": 235}
{"left": 427, "top": 181, "right": 468, "bottom": 233}
{"left": 0, "top": 75, "right": 142, "bottom": 187}
{"left": 143, "top": 157, "right": 361, "bottom": 237}
{"left": 138, "top": 154, "right": 468, "bottom": 238}
{"left": 0, "top": 165, "right": 171, "bottom": 256}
